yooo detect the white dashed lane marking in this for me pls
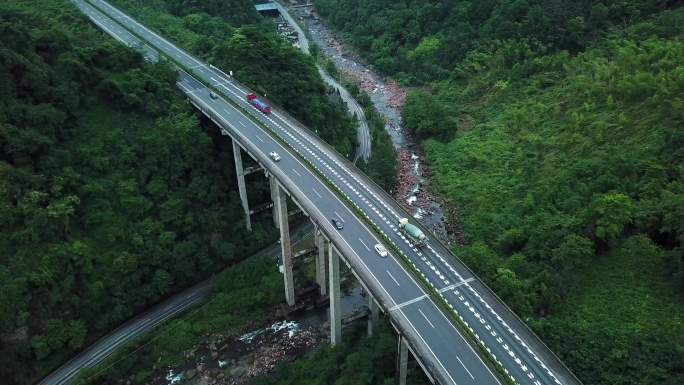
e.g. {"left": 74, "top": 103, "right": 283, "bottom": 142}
{"left": 358, "top": 238, "right": 370, "bottom": 252}
{"left": 100, "top": 8, "right": 561, "bottom": 380}
{"left": 457, "top": 356, "right": 476, "bottom": 380}
{"left": 418, "top": 308, "right": 435, "bottom": 328}
{"left": 386, "top": 270, "right": 401, "bottom": 287}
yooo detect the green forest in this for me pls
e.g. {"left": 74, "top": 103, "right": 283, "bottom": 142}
{"left": 312, "top": 1, "right": 684, "bottom": 384}
{"left": 345, "top": 82, "right": 398, "bottom": 192}
{"left": 0, "top": 0, "right": 358, "bottom": 383}
{"left": 110, "top": 0, "right": 358, "bottom": 159}
{"left": 0, "top": 1, "right": 280, "bottom": 382}
{"left": 4, "top": 0, "right": 683, "bottom": 384}
{"left": 253, "top": 326, "right": 416, "bottom": 385}
{"left": 75, "top": 256, "right": 285, "bottom": 384}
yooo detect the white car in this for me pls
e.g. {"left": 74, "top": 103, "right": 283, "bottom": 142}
{"left": 269, "top": 151, "right": 281, "bottom": 162}
{"left": 374, "top": 243, "right": 388, "bottom": 257}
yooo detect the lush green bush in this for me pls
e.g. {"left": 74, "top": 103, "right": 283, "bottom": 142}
{"left": 402, "top": 90, "right": 456, "bottom": 141}
{"left": 529, "top": 236, "right": 684, "bottom": 385}
{"left": 345, "top": 82, "right": 397, "bottom": 191}
{"left": 254, "top": 325, "right": 400, "bottom": 385}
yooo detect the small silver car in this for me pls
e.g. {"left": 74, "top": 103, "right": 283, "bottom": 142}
{"left": 269, "top": 151, "right": 281, "bottom": 162}
{"left": 209, "top": 91, "right": 218, "bottom": 99}
{"left": 374, "top": 243, "right": 388, "bottom": 257}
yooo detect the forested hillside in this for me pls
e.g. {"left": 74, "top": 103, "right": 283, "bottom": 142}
{"left": 161, "top": 0, "right": 259, "bottom": 25}
{"left": 110, "top": 0, "right": 357, "bottom": 158}
{"left": 314, "top": 0, "right": 676, "bottom": 84}
{"left": 312, "top": 1, "right": 684, "bottom": 384}
{"left": 0, "top": 1, "right": 280, "bottom": 383}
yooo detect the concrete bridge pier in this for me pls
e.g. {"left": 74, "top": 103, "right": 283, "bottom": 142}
{"left": 396, "top": 335, "right": 409, "bottom": 385}
{"left": 314, "top": 229, "right": 328, "bottom": 296}
{"left": 232, "top": 140, "right": 251, "bottom": 232}
{"left": 273, "top": 178, "right": 295, "bottom": 306}
{"left": 269, "top": 176, "right": 280, "bottom": 229}
{"left": 329, "top": 244, "right": 342, "bottom": 345}
{"left": 367, "top": 296, "right": 380, "bottom": 336}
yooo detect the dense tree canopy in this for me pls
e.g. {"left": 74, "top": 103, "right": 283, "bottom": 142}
{"left": 422, "top": 16, "right": 684, "bottom": 385}
{"left": 111, "top": 0, "right": 357, "bottom": 158}
{"left": 313, "top": 1, "right": 684, "bottom": 384}
{"left": 254, "top": 326, "right": 405, "bottom": 385}
{"left": 74, "top": 257, "right": 286, "bottom": 384}
{"left": 313, "top": 0, "right": 674, "bottom": 83}
{"left": 0, "top": 1, "right": 278, "bottom": 383}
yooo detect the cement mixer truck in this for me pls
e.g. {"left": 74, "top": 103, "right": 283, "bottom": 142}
{"left": 399, "top": 218, "right": 426, "bottom": 247}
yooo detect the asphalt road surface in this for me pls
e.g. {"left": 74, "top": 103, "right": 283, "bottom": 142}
{"left": 69, "top": 2, "right": 582, "bottom": 385}
{"left": 37, "top": 222, "right": 313, "bottom": 385}
{"left": 275, "top": 1, "right": 371, "bottom": 162}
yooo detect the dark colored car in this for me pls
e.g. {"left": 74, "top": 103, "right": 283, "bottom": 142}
{"left": 331, "top": 218, "right": 344, "bottom": 230}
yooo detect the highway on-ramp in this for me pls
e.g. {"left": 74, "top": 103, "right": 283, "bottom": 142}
{"left": 70, "top": 1, "right": 583, "bottom": 385}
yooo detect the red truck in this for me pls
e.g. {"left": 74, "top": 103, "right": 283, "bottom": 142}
{"left": 246, "top": 93, "right": 270, "bottom": 114}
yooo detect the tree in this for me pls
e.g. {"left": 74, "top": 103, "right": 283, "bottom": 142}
{"left": 402, "top": 90, "right": 456, "bottom": 141}
{"left": 551, "top": 234, "right": 594, "bottom": 271}
{"left": 588, "top": 193, "right": 635, "bottom": 244}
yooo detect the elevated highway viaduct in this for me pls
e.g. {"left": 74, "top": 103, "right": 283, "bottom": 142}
{"left": 68, "top": 1, "right": 584, "bottom": 385}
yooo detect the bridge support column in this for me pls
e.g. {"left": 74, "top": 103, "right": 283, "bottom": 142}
{"left": 315, "top": 229, "right": 327, "bottom": 296}
{"left": 274, "top": 180, "right": 295, "bottom": 306}
{"left": 269, "top": 177, "right": 279, "bottom": 229}
{"left": 328, "top": 244, "right": 342, "bottom": 345}
{"left": 232, "top": 140, "right": 251, "bottom": 232}
{"left": 396, "top": 335, "right": 409, "bottom": 385}
{"left": 367, "top": 296, "right": 379, "bottom": 336}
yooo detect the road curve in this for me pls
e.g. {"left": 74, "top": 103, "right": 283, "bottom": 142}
{"left": 275, "top": 1, "right": 371, "bottom": 162}
{"left": 37, "top": 223, "right": 313, "bottom": 385}
{"left": 70, "top": 2, "right": 583, "bottom": 385}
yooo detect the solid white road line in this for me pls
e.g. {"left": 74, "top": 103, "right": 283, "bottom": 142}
{"left": 418, "top": 308, "right": 436, "bottom": 328}
{"left": 358, "top": 238, "right": 370, "bottom": 251}
{"left": 387, "top": 270, "right": 401, "bottom": 287}
{"left": 87, "top": 4, "right": 521, "bottom": 382}
{"left": 457, "top": 356, "right": 476, "bottom": 380}
{"left": 184, "top": 55, "right": 505, "bottom": 385}
{"left": 438, "top": 278, "right": 475, "bottom": 293}
{"left": 388, "top": 294, "right": 427, "bottom": 311}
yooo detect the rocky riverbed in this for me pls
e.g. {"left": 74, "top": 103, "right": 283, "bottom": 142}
{"left": 151, "top": 281, "right": 368, "bottom": 385}
{"left": 159, "top": 320, "right": 325, "bottom": 385}
{"left": 287, "top": 3, "right": 459, "bottom": 244}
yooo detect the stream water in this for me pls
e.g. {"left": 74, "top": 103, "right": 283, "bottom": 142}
{"left": 157, "top": 6, "right": 462, "bottom": 384}
{"left": 158, "top": 281, "right": 367, "bottom": 385}
{"left": 286, "top": 4, "right": 452, "bottom": 243}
